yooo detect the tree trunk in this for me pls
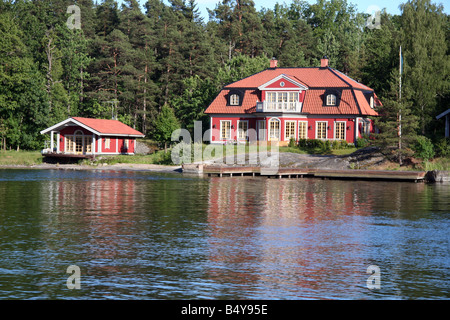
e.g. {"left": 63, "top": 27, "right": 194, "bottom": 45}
{"left": 143, "top": 64, "right": 148, "bottom": 135}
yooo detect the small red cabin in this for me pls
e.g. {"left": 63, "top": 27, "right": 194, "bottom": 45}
{"left": 40, "top": 117, "right": 144, "bottom": 157}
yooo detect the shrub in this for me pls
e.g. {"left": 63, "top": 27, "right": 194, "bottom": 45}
{"left": 331, "top": 140, "right": 350, "bottom": 150}
{"left": 356, "top": 137, "right": 370, "bottom": 148}
{"left": 434, "top": 137, "right": 449, "bottom": 158}
{"left": 297, "top": 139, "right": 331, "bottom": 153}
{"left": 288, "top": 137, "right": 296, "bottom": 148}
{"left": 413, "top": 136, "right": 435, "bottom": 160}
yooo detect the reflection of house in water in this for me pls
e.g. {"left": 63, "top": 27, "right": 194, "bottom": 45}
{"left": 206, "top": 177, "right": 378, "bottom": 297}
{"left": 40, "top": 173, "right": 138, "bottom": 275}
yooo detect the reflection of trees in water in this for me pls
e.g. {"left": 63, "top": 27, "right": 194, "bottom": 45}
{"left": 205, "top": 177, "right": 440, "bottom": 298}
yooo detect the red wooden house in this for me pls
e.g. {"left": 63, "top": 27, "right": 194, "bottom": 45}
{"left": 205, "top": 57, "right": 381, "bottom": 145}
{"left": 40, "top": 117, "right": 144, "bottom": 157}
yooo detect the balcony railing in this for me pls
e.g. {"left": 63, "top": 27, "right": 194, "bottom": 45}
{"left": 256, "top": 101, "right": 303, "bottom": 113}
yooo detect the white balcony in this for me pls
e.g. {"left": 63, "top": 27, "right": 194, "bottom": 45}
{"left": 256, "top": 101, "right": 303, "bottom": 113}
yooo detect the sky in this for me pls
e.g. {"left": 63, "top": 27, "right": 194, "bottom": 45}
{"left": 125, "top": 0, "right": 449, "bottom": 21}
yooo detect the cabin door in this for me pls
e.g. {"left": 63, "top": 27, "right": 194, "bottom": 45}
{"left": 75, "top": 135, "right": 83, "bottom": 154}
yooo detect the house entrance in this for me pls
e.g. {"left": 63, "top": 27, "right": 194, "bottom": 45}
{"left": 66, "top": 130, "right": 93, "bottom": 154}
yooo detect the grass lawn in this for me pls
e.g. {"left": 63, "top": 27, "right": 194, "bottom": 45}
{"left": 0, "top": 150, "right": 43, "bottom": 166}
{"left": 423, "top": 157, "right": 450, "bottom": 171}
{"left": 0, "top": 144, "right": 446, "bottom": 171}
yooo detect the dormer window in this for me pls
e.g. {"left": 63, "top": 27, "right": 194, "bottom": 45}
{"left": 370, "top": 96, "right": 374, "bottom": 109}
{"left": 326, "top": 94, "right": 337, "bottom": 106}
{"left": 230, "top": 94, "right": 240, "bottom": 106}
{"left": 227, "top": 90, "right": 244, "bottom": 106}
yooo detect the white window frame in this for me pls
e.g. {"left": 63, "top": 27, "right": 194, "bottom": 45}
{"left": 315, "top": 121, "right": 328, "bottom": 140}
{"left": 326, "top": 94, "right": 337, "bottom": 106}
{"left": 298, "top": 121, "right": 308, "bottom": 140}
{"left": 334, "top": 121, "right": 346, "bottom": 141}
{"left": 230, "top": 94, "right": 240, "bottom": 106}
{"left": 105, "top": 137, "right": 111, "bottom": 149}
{"left": 266, "top": 91, "right": 299, "bottom": 111}
{"left": 361, "top": 119, "right": 371, "bottom": 136}
{"left": 257, "top": 120, "right": 266, "bottom": 141}
{"left": 237, "top": 120, "right": 248, "bottom": 141}
{"left": 220, "top": 120, "right": 232, "bottom": 140}
{"left": 269, "top": 118, "right": 281, "bottom": 141}
{"left": 284, "top": 120, "right": 296, "bottom": 141}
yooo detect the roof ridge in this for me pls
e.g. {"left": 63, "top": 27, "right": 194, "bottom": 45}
{"left": 223, "top": 68, "right": 271, "bottom": 88}
{"left": 329, "top": 68, "right": 373, "bottom": 91}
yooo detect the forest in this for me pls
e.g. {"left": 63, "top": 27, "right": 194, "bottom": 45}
{"left": 0, "top": 0, "right": 448, "bottom": 159}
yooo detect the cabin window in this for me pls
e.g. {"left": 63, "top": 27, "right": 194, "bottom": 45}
{"left": 124, "top": 139, "right": 129, "bottom": 150}
{"left": 370, "top": 96, "right": 374, "bottom": 109}
{"left": 334, "top": 122, "right": 346, "bottom": 141}
{"left": 284, "top": 121, "right": 296, "bottom": 141}
{"left": 298, "top": 121, "right": 308, "bottom": 140}
{"left": 326, "top": 94, "right": 337, "bottom": 106}
{"left": 221, "top": 120, "right": 231, "bottom": 140}
{"left": 66, "top": 137, "right": 75, "bottom": 153}
{"left": 230, "top": 94, "right": 240, "bottom": 106}
{"left": 105, "top": 137, "right": 111, "bottom": 149}
{"left": 316, "top": 122, "right": 327, "bottom": 139}
{"left": 84, "top": 136, "right": 92, "bottom": 153}
{"left": 237, "top": 121, "right": 248, "bottom": 140}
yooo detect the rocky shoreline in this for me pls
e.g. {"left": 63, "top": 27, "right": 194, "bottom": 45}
{"left": 1, "top": 147, "right": 448, "bottom": 183}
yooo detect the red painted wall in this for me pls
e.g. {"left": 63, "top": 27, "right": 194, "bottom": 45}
{"left": 211, "top": 116, "right": 360, "bottom": 143}
{"left": 57, "top": 125, "right": 136, "bottom": 154}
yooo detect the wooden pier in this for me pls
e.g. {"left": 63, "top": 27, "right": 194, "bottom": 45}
{"left": 182, "top": 164, "right": 427, "bottom": 182}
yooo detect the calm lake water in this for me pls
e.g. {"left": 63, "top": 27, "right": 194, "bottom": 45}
{"left": 0, "top": 169, "right": 448, "bottom": 300}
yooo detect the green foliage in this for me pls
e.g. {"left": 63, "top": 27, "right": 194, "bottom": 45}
{"left": 356, "top": 137, "right": 370, "bottom": 149}
{"left": 152, "top": 104, "right": 180, "bottom": 150}
{"left": 297, "top": 139, "right": 331, "bottom": 154}
{"left": 413, "top": 136, "right": 435, "bottom": 160}
{"left": 372, "top": 70, "right": 419, "bottom": 163}
{"left": 331, "top": 140, "right": 351, "bottom": 150}
{"left": 288, "top": 137, "right": 296, "bottom": 148}
{"left": 0, "top": 0, "right": 448, "bottom": 154}
{"left": 433, "top": 137, "right": 450, "bottom": 158}
{"left": 400, "top": 0, "right": 449, "bottom": 135}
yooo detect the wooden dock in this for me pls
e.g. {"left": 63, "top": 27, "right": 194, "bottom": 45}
{"left": 182, "top": 164, "right": 427, "bottom": 182}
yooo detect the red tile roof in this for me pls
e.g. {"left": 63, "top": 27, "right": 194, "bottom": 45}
{"left": 205, "top": 90, "right": 258, "bottom": 114}
{"left": 72, "top": 117, "right": 144, "bottom": 136}
{"left": 205, "top": 67, "right": 380, "bottom": 116}
{"left": 225, "top": 67, "right": 370, "bottom": 89}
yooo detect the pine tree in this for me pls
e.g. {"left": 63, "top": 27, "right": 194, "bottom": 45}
{"left": 0, "top": 11, "right": 48, "bottom": 150}
{"left": 400, "top": 0, "right": 449, "bottom": 135}
{"left": 373, "top": 71, "right": 419, "bottom": 164}
{"left": 152, "top": 103, "right": 180, "bottom": 153}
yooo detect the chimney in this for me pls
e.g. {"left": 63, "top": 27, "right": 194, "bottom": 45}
{"left": 270, "top": 57, "right": 278, "bottom": 68}
{"left": 320, "top": 55, "right": 329, "bottom": 68}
